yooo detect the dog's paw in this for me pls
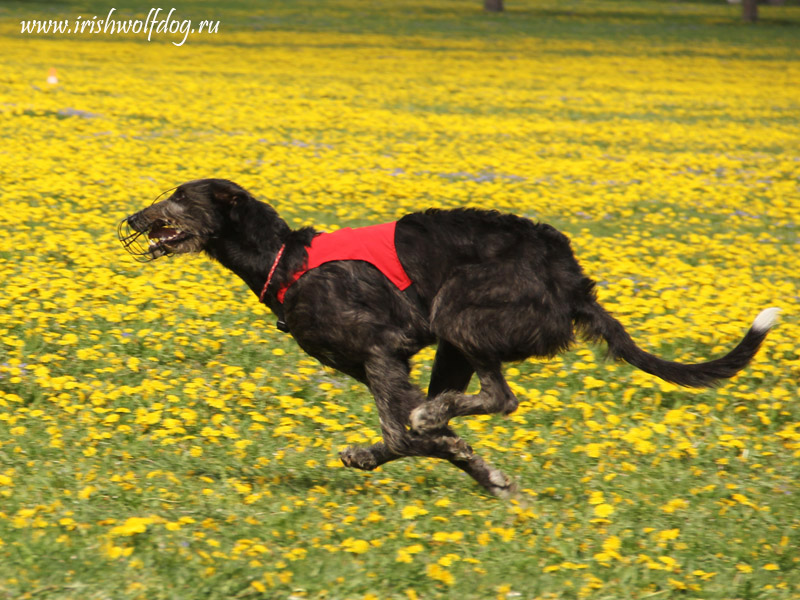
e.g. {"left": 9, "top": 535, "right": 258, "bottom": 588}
{"left": 486, "top": 470, "right": 519, "bottom": 500}
{"left": 340, "top": 446, "right": 379, "bottom": 471}
{"left": 409, "top": 402, "right": 450, "bottom": 434}
{"left": 441, "top": 435, "right": 473, "bottom": 461}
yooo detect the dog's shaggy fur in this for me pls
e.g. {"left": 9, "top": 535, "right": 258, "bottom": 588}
{"left": 119, "top": 179, "right": 779, "bottom": 496}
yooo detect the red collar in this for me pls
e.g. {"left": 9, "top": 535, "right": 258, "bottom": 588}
{"left": 259, "top": 245, "right": 285, "bottom": 304}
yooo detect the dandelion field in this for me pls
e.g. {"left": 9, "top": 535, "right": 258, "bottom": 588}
{"left": 1, "top": 0, "right": 800, "bottom": 598}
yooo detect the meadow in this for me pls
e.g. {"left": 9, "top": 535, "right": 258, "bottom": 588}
{"left": 1, "top": 0, "right": 799, "bottom": 598}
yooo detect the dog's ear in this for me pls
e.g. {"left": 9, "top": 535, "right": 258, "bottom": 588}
{"left": 211, "top": 181, "right": 247, "bottom": 207}
{"left": 210, "top": 180, "right": 256, "bottom": 226}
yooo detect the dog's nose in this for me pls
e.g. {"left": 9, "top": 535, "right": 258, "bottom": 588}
{"left": 126, "top": 212, "right": 146, "bottom": 232}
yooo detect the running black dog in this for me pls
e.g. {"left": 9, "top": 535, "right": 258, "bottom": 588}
{"left": 119, "top": 178, "right": 778, "bottom": 497}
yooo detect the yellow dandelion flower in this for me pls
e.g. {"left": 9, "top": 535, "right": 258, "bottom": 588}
{"left": 660, "top": 498, "right": 688, "bottom": 513}
{"left": 401, "top": 505, "right": 429, "bottom": 520}
{"left": 593, "top": 503, "right": 614, "bottom": 518}
{"left": 77, "top": 485, "right": 96, "bottom": 500}
{"left": 341, "top": 538, "right": 370, "bottom": 554}
{"left": 426, "top": 563, "right": 455, "bottom": 586}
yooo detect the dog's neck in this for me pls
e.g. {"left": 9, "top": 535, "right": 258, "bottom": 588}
{"left": 203, "top": 200, "right": 291, "bottom": 305}
{"left": 202, "top": 200, "right": 318, "bottom": 315}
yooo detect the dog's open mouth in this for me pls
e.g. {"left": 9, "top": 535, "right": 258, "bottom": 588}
{"left": 118, "top": 213, "right": 201, "bottom": 262}
{"left": 147, "top": 221, "right": 191, "bottom": 256}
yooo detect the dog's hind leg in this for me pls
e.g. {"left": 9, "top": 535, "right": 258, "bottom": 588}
{"left": 339, "top": 353, "right": 516, "bottom": 497}
{"left": 409, "top": 364, "right": 519, "bottom": 434}
{"left": 424, "top": 346, "right": 518, "bottom": 497}
{"left": 427, "top": 340, "right": 474, "bottom": 399}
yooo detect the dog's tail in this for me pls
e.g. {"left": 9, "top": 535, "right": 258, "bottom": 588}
{"left": 573, "top": 281, "right": 779, "bottom": 388}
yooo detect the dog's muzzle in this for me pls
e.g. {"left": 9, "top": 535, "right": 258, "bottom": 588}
{"left": 117, "top": 216, "right": 162, "bottom": 262}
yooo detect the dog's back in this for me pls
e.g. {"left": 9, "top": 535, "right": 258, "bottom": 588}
{"left": 396, "top": 207, "right": 776, "bottom": 383}
{"left": 396, "top": 208, "right": 585, "bottom": 298}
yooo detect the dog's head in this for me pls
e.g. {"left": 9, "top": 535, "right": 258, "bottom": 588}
{"left": 118, "top": 179, "right": 254, "bottom": 262}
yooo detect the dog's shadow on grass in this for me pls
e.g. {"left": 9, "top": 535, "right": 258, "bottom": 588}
{"left": 189, "top": 459, "right": 506, "bottom": 500}
{"left": 269, "top": 462, "right": 518, "bottom": 501}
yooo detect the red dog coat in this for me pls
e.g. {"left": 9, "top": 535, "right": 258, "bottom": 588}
{"left": 276, "top": 221, "right": 413, "bottom": 303}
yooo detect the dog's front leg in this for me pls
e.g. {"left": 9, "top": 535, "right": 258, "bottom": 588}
{"left": 338, "top": 354, "right": 415, "bottom": 471}
{"left": 340, "top": 442, "right": 397, "bottom": 471}
{"left": 444, "top": 443, "right": 519, "bottom": 499}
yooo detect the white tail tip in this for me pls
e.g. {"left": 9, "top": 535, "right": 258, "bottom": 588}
{"left": 752, "top": 307, "right": 781, "bottom": 332}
